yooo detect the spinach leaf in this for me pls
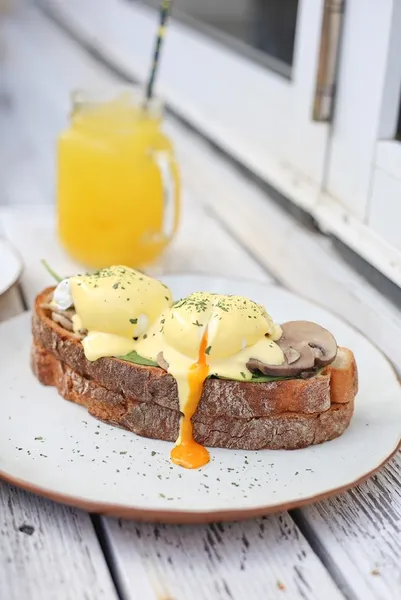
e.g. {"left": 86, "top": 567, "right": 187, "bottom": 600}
{"left": 119, "top": 350, "right": 159, "bottom": 367}
{"left": 250, "top": 373, "right": 293, "bottom": 383}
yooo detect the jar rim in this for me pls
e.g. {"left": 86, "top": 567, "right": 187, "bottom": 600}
{"left": 71, "top": 85, "right": 163, "bottom": 117}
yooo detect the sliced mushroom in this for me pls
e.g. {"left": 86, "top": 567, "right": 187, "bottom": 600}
{"left": 51, "top": 312, "right": 74, "bottom": 332}
{"left": 41, "top": 303, "right": 75, "bottom": 319}
{"left": 284, "top": 346, "right": 300, "bottom": 364}
{"left": 247, "top": 320, "right": 337, "bottom": 377}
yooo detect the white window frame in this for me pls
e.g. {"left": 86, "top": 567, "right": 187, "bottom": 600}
{"left": 314, "top": 0, "right": 401, "bottom": 287}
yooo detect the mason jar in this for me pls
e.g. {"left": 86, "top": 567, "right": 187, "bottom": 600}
{"left": 57, "top": 86, "right": 181, "bottom": 268}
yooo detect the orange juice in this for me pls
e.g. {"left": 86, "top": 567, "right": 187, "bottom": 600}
{"left": 57, "top": 90, "right": 180, "bottom": 268}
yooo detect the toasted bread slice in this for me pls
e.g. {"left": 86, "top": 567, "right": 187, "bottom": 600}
{"left": 31, "top": 342, "right": 354, "bottom": 451}
{"left": 31, "top": 287, "right": 358, "bottom": 450}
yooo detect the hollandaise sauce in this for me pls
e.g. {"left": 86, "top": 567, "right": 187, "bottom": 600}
{"left": 170, "top": 331, "right": 210, "bottom": 469}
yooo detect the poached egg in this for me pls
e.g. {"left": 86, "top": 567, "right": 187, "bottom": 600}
{"left": 52, "top": 266, "right": 173, "bottom": 360}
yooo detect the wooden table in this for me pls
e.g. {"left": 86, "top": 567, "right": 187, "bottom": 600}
{"left": 1, "top": 3, "right": 401, "bottom": 599}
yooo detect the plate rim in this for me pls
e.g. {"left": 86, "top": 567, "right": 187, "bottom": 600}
{"left": 0, "top": 440, "right": 400, "bottom": 523}
{"left": 2, "top": 275, "right": 401, "bottom": 523}
{"left": 0, "top": 239, "right": 23, "bottom": 296}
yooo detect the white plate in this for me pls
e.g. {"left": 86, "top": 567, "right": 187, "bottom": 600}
{"left": 0, "top": 275, "right": 400, "bottom": 523}
{"left": 0, "top": 239, "right": 22, "bottom": 296}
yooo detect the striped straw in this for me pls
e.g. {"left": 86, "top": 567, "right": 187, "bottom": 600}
{"left": 144, "top": 0, "right": 172, "bottom": 108}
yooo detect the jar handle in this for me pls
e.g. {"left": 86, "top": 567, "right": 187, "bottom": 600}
{"left": 151, "top": 150, "right": 179, "bottom": 241}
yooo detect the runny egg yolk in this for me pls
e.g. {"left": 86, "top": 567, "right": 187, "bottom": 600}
{"left": 170, "top": 331, "right": 210, "bottom": 469}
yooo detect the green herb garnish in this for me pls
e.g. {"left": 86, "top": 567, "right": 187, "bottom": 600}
{"left": 41, "top": 260, "right": 62, "bottom": 283}
{"left": 216, "top": 300, "right": 229, "bottom": 312}
{"left": 205, "top": 345, "right": 212, "bottom": 355}
{"left": 129, "top": 318, "right": 138, "bottom": 324}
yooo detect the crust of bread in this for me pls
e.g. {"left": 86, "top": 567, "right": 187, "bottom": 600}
{"left": 323, "top": 347, "right": 358, "bottom": 404}
{"left": 31, "top": 287, "right": 358, "bottom": 450}
{"left": 31, "top": 342, "right": 354, "bottom": 451}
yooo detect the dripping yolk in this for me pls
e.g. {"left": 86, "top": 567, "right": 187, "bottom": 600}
{"left": 170, "top": 331, "right": 210, "bottom": 469}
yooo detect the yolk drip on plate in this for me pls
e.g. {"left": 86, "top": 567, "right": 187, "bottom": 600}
{"left": 170, "top": 331, "right": 210, "bottom": 469}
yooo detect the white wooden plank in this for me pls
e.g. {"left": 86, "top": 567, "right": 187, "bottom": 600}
{"left": 314, "top": 193, "right": 401, "bottom": 289}
{"left": 0, "top": 483, "right": 118, "bottom": 600}
{"left": 296, "top": 458, "right": 401, "bottom": 600}
{"left": 102, "top": 514, "right": 343, "bottom": 600}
